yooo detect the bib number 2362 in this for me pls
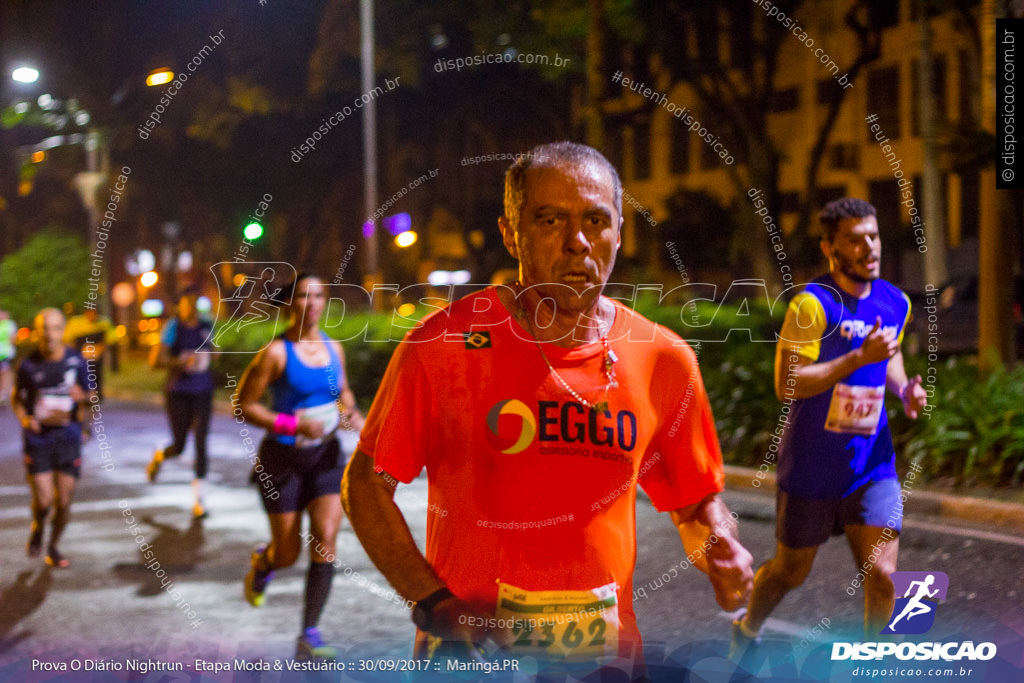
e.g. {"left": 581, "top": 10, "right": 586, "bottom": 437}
{"left": 495, "top": 581, "right": 619, "bottom": 660}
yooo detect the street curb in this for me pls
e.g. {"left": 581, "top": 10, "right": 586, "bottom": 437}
{"left": 723, "top": 465, "right": 1024, "bottom": 533}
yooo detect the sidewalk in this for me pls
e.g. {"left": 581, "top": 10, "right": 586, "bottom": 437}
{"left": 722, "top": 465, "right": 1024, "bottom": 533}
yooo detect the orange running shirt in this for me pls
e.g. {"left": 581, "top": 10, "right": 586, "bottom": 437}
{"left": 358, "top": 285, "right": 724, "bottom": 659}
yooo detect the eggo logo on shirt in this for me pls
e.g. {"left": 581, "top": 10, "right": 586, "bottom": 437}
{"left": 486, "top": 399, "right": 638, "bottom": 455}
{"left": 486, "top": 400, "right": 537, "bottom": 454}
{"left": 839, "top": 319, "right": 899, "bottom": 341}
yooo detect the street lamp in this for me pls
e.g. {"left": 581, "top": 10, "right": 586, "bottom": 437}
{"left": 395, "top": 230, "right": 417, "bottom": 248}
{"left": 11, "top": 66, "right": 39, "bottom": 84}
{"left": 145, "top": 68, "right": 174, "bottom": 87}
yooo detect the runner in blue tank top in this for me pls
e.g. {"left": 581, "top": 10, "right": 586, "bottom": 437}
{"left": 732, "top": 198, "right": 928, "bottom": 659}
{"left": 147, "top": 289, "right": 217, "bottom": 518}
{"left": 236, "top": 273, "right": 365, "bottom": 660}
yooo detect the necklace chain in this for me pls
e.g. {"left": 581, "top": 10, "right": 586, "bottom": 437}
{"left": 513, "top": 282, "right": 618, "bottom": 412}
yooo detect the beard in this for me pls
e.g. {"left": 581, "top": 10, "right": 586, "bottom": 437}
{"left": 836, "top": 254, "right": 879, "bottom": 283}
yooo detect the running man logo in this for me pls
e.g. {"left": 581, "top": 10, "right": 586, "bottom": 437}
{"left": 207, "top": 262, "right": 295, "bottom": 353}
{"left": 880, "top": 571, "right": 949, "bottom": 635}
{"left": 486, "top": 399, "right": 536, "bottom": 454}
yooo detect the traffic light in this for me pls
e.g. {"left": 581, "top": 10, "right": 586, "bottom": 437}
{"left": 243, "top": 221, "right": 264, "bottom": 240}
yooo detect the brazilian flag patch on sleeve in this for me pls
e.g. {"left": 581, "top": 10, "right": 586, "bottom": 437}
{"left": 463, "top": 331, "right": 492, "bottom": 349}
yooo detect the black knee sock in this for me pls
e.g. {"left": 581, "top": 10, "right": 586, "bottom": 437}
{"left": 302, "top": 561, "right": 335, "bottom": 630}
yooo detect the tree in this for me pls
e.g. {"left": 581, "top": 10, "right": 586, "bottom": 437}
{"left": 978, "top": 0, "right": 1020, "bottom": 369}
{"left": 0, "top": 229, "right": 91, "bottom": 324}
{"left": 625, "top": 1, "right": 884, "bottom": 286}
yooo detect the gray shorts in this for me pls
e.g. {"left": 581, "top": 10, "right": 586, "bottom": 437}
{"left": 776, "top": 477, "right": 902, "bottom": 549}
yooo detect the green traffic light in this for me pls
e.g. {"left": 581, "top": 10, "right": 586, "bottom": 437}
{"left": 244, "top": 222, "right": 264, "bottom": 240}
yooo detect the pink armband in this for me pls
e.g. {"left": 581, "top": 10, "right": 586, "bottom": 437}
{"left": 273, "top": 413, "right": 297, "bottom": 436}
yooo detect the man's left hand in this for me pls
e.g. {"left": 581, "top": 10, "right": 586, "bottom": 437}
{"left": 705, "top": 534, "right": 754, "bottom": 611}
{"left": 901, "top": 375, "right": 927, "bottom": 419}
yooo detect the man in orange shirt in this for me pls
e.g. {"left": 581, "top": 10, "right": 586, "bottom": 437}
{"left": 342, "top": 141, "right": 753, "bottom": 679}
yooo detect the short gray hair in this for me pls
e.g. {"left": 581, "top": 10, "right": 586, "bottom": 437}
{"left": 503, "top": 141, "right": 623, "bottom": 231}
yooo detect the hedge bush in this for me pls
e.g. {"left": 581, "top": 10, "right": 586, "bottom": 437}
{"left": 208, "top": 295, "right": 1023, "bottom": 489}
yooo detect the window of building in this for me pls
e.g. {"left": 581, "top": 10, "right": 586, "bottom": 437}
{"left": 959, "top": 170, "right": 979, "bottom": 238}
{"left": 911, "top": 54, "right": 947, "bottom": 136}
{"left": 605, "top": 127, "right": 624, "bottom": 174}
{"left": 728, "top": 4, "right": 754, "bottom": 70}
{"left": 867, "top": 66, "right": 901, "bottom": 139}
{"left": 671, "top": 117, "right": 689, "bottom": 175}
{"left": 868, "top": 179, "right": 902, "bottom": 238}
{"left": 868, "top": 0, "right": 901, "bottom": 29}
{"left": 958, "top": 49, "right": 975, "bottom": 125}
{"left": 633, "top": 121, "right": 651, "bottom": 180}
{"left": 816, "top": 186, "right": 847, "bottom": 210}
{"left": 771, "top": 87, "right": 800, "bottom": 112}
{"left": 817, "top": 78, "right": 842, "bottom": 106}
{"left": 829, "top": 144, "right": 860, "bottom": 171}
{"left": 696, "top": 6, "right": 719, "bottom": 65}
{"left": 779, "top": 191, "right": 800, "bottom": 214}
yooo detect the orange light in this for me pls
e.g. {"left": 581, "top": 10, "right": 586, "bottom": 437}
{"left": 31, "top": 151, "right": 45, "bottom": 163}
{"left": 394, "top": 230, "right": 418, "bottom": 248}
{"left": 138, "top": 321, "right": 148, "bottom": 332}
{"left": 397, "top": 303, "right": 416, "bottom": 317}
{"left": 146, "top": 69, "right": 174, "bottom": 87}
{"left": 115, "top": 325, "right": 127, "bottom": 338}
{"left": 233, "top": 273, "right": 247, "bottom": 287}
{"left": 17, "top": 180, "right": 32, "bottom": 196}
{"left": 17, "top": 327, "right": 31, "bottom": 341}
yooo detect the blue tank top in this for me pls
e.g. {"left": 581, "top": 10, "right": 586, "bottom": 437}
{"left": 163, "top": 317, "right": 215, "bottom": 394}
{"left": 777, "top": 274, "right": 912, "bottom": 498}
{"left": 268, "top": 331, "right": 345, "bottom": 445}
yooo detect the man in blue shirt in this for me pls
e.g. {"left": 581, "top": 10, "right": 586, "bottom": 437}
{"left": 732, "top": 198, "right": 928, "bottom": 655}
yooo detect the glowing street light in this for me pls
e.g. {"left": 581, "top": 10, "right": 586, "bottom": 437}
{"left": 394, "top": 230, "right": 417, "bottom": 248}
{"left": 146, "top": 68, "right": 174, "bottom": 87}
{"left": 140, "top": 270, "right": 159, "bottom": 288}
{"left": 243, "top": 221, "right": 264, "bottom": 240}
{"left": 12, "top": 66, "right": 39, "bottom": 84}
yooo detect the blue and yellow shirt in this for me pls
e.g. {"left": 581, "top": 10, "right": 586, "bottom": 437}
{"left": 775, "top": 274, "right": 911, "bottom": 499}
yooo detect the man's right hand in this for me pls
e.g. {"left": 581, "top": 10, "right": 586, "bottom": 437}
{"left": 858, "top": 316, "right": 899, "bottom": 366}
{"left": 426, "top": 597, "right": 512, "bottom": 657}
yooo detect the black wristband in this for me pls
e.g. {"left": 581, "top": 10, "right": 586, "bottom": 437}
{"left": 411, "top": 587, "right": 455, "bottom": 632}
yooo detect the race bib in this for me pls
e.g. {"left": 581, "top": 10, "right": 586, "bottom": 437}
{"left": 183, "top": 351, "right": 211, "bottom": 373}
{"left": 36, "top": 393, "right": 75, "bottom": 421}
{"left": 295, "top": 401, "right": 341, "bottom": 447}
{"left": 495, "top": 580, "right": 619, "bottom": 660}
{"left": 825, "top": 383, "right": 884, "bottom": 435}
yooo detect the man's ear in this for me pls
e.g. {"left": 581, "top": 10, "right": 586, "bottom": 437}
{"left": 820, "top": 238, "right": 831, "bottom": 262}
{"left": 498, "top": 216, "right": 519, "bottom": 260}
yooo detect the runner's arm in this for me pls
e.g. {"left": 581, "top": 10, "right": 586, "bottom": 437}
{"left": 670, "top": 494, "right": 753, "bottom": 611}
{"left": 775, "top": 316, "right": 899, "bottom": 400}
{"left": 342, "top": 450, "right": 498, "bottom": 645}
{"left": 885, "top": 349, "right": 926, "bottom": 419}
{"left": 10, "top": 364, "right": 40, "bottom": 432}
{"left": 331, "top": 340, "right": 364, "bottom": 431}
{"left": 342, "top": 450, "right": 445, "bottom": 600}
